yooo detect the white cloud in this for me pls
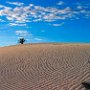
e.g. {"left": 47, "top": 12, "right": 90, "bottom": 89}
{"left": 32, "top": 19, "right": 42, "bottom": 22}
{"left": 0, "top": 19, "right": 5, "bottom": 22}
{"left": 15, "top": 30, "right": 29, "bottom": 37}
{"left": 77, "top": 6, "right": 83, "bottom": 9}
{"left": 34, "top": 38, "right": 43, "bottom": 41}
{"left": 7, "top": 2, "right": 24, "bottom": 6}
{"left": 52, "top": 22, "right": 64, "bottom": 26}
{"left": 0, "top": 5, "right": 7, "bottom": 8}
{"left": 9, "top": 23, "right": 26, "bottom": 26}
{"left": 57, "top": 1, "right": 64, "bottom": 5}
{"left": 0, "top": 2, "right": 90, "bottom": 26}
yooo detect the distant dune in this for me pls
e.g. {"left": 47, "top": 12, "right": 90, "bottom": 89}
{"left": 0, "top": 44, "right": 90, "bottom": 90}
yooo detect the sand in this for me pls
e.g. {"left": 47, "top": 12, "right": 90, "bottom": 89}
{"left": 0, "top": 44, "right": 90, "bottom": 90}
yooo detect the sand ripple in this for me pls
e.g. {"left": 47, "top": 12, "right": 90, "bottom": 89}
{"left": 0, "top": 44, "right": 90, "bottom": 90}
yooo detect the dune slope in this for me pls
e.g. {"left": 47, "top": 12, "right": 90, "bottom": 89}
{"left": 0, "top": 44, "right": 90, "bottom": 90}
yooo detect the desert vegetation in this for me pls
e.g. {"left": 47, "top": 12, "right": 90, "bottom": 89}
{"left": 18, "top": 38, "right": 26, "bottom": 44}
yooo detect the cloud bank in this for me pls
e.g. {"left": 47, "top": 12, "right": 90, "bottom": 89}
{"left": 0, "top": 1, "right": 90, "bottom": 26}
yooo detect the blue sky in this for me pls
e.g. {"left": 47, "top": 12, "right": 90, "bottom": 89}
{"left": 0, "top": 0, "right": 90, "bottom": 46}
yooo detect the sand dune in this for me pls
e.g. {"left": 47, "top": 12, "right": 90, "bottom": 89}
{"left": 0, "top": 44, "right": 90, "bottom": 90}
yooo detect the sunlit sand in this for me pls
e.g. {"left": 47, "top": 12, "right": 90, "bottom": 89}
{"left": 0, "top": 44, "right": 90, "bottom": 90}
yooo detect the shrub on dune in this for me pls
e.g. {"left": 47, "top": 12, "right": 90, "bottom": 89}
{"left": 18, "top": 38, "right": 26, "bottom": 44}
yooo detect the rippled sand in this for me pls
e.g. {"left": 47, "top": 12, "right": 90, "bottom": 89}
{"left": 0, "top": 44, "right": 90, "bottom": 90}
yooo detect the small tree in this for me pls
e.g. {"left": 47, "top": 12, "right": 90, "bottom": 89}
{"left": 18, "top": 38, "right": 25, "bottom": 44}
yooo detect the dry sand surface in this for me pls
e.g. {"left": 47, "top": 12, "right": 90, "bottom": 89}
{"left": 0, "top": 44, "right": 90, "bottom": 90}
